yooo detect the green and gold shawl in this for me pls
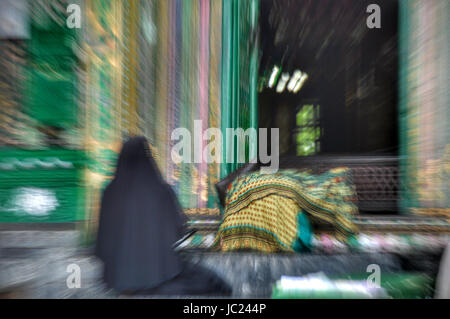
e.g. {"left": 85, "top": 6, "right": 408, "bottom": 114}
{"left": 213, "top": 167, "right": 359, "bottom": 252}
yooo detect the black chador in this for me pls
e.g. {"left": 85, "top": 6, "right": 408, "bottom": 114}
{"left": 95, "top": 136, "right": 231, "bottom": 296}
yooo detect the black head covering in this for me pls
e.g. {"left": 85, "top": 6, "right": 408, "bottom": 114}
{"left": 95, "top": 136, "right": 188, "bottom": 292}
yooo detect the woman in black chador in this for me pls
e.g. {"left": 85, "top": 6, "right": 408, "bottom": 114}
{"left": 95, "top": 136, "right": 231, "bottom": 296}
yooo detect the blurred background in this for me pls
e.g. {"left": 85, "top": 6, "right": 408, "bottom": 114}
{"left": 0, "top": 0, "right": 448, "bottom": 299}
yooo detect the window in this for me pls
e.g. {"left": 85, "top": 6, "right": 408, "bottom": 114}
{"left": 295, "top": 103, "right": 321, "bottom": 156}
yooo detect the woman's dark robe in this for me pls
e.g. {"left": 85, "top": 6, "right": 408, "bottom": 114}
{"left": 95, "top": 136, "right": 231, "bottom": 296}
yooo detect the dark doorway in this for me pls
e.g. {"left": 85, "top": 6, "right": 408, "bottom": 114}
{"left": 258, "top": 0, "right": 399, "bottom": 156}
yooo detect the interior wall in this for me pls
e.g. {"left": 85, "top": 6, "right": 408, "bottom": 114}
{"left": 399, "top": 0, "right": 450, "bottom": 213}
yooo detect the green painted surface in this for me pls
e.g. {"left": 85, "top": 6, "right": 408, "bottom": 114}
{"left": 0, "top": 149, "right": 87, "bottom": 222}
{"left": 220, "top": 0, "right": 259, "bottom": 178}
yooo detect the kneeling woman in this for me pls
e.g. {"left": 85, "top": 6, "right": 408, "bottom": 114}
{"left": 95, "top": 136, "right": 231, "bottom": 296}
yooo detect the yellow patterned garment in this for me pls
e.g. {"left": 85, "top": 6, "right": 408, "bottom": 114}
{"left": 213, "top": 168, "right": 359, "bottom": 252}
